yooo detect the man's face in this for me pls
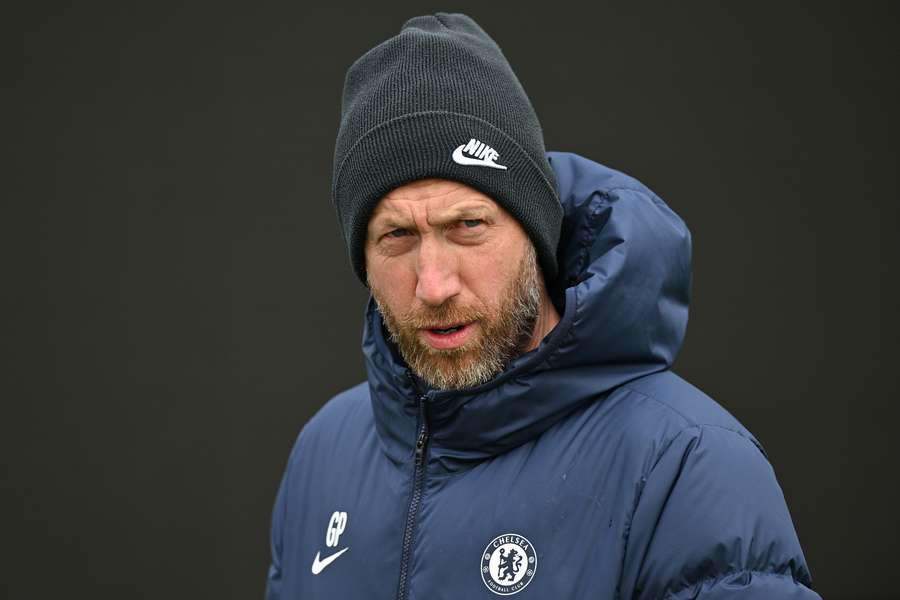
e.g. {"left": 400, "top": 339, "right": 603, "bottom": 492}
{"left": 365, "top": 178, "right": 542, "bottom": 390}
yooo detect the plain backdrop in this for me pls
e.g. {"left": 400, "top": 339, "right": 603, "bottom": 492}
{"left": 3, "top": 2, "right": 898, "bottom": 599}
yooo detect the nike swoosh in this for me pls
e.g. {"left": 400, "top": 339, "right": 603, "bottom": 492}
{"left": 451, "top": 145, "right": 508, "bottom": 170}
{"left": 311, "top": 547, "right": 349, "bottom": 575}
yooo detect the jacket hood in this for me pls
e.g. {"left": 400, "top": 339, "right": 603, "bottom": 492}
{"left": 363, "top": 152, "right": 692, "bottom": 471}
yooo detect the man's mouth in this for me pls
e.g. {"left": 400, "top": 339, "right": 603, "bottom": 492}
{"left": 420, "top": 322, "right": 476, "bottom": 349}
{"left": 429, "top": 324, "right": 464, "bottom": 334}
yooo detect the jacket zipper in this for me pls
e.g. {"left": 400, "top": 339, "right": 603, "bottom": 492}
{"left": 396, "top": 395, "right": 430, "bottom": 600}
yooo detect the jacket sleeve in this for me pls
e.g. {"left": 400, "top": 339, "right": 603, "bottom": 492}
{"left": 264, "top": 467, "right": 289, "bottom": 600}
{"left": 619, "top": 424, "right": 821, "bottom": 599}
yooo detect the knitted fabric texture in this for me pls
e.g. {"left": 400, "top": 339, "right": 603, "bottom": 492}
{"left": 332, "top": 12, "right": 562, "bottom": 283}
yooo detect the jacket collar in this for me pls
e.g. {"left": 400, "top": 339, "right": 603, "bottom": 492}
{"left": 365, "top": 152, "right": 693, "bottom": 472}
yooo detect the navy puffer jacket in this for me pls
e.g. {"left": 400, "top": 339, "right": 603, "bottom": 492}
{"left": 266, "top": 152, "right": 819, "bottom": 599}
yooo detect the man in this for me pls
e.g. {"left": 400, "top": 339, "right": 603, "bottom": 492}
{"left": 266, "top": 13, "right": 820, "bottom": 599}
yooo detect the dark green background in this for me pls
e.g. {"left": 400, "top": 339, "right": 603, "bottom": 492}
{"left": 4, "top": 2, "right": 898, "bottom": 598}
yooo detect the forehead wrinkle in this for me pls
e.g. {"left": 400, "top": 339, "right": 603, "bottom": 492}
{"left": 373, "top": 185, "right": 496, "bottom": 228}
{"left": 382, "top": 184, "right": 461, "bottom": 208}
{"left": 370, "top": 198, "right": 416, "bottom": 229}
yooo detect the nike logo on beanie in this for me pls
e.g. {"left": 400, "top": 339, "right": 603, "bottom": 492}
{"left": 452, "top": 138, "right": 508, "bottom": 170}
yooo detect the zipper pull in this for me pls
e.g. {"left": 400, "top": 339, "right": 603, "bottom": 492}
{"left": 415, "top": 428, "right": 428, "bottom": 461}
{"left": 415, "top": 394, "right": 429, "bottom": 462}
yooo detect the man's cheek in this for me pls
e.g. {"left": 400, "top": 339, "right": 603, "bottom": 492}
{"left": 471, "top": 268, "right": 511, "bottom": 303}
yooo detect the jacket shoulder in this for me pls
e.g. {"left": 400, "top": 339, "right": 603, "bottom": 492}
{"left": 286, "top": 381, "right": 372, "bottom": 464}
{"left": 305, "top": 381, "right": 371, "bottom": 430}
{"left": 559, "top": 370, "right": 764, "bottom": 485}
{"left": 616, "top": 370, "right": 761, "bottom": 450}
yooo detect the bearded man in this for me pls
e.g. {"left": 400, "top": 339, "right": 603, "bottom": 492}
{"left": 265, "top": 13, "right": 820, "bottom": 600}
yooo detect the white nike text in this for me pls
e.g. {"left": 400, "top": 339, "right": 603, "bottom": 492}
{"left": 451, "top": 138, "right": 508, "bottom": 170}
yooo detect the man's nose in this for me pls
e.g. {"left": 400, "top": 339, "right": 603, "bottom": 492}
{"left": 415, "top": 237, "right": 462, "bottom": 307}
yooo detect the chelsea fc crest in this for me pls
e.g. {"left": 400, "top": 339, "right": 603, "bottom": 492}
{"left": 480, "top": 533, "right": 537, "bottom": 595}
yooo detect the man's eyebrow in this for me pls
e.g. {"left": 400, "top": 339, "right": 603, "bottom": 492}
{"left": 369, "top": 213, "right": 413, "bottom": 232}
{"left": 429, "top": 202, "right": 493, "bottom": 222}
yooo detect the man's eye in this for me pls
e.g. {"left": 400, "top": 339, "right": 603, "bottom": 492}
{"left": 386, "top": 228, "right": 410, "bottom": 238}
{"left": 461, "top": 219, "right": 483, "bottom": 228}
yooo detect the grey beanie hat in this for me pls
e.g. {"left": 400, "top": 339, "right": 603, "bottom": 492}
{"left": 332, "top": 13, "right": 562, "bottom": 284}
